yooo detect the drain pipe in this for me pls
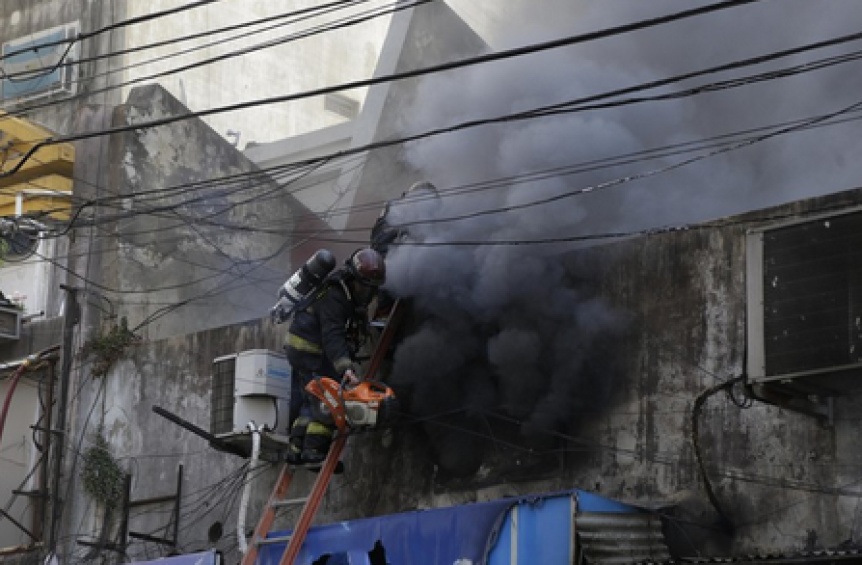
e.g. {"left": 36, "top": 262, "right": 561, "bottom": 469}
{"left": 237, "top": 423, "right": 261, "bottom": 556}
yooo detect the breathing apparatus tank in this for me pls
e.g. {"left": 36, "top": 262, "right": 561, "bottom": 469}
{"left": 270, "top": 249, "right": 336, "bottom": 324}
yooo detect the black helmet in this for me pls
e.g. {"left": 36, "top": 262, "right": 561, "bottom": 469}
{"left": 346, "top": 248, "right": 386, "bottom": 286}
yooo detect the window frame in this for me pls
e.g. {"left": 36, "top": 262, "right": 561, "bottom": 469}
{"left": 746, "top": 205, "right": 862, "bottom": 384}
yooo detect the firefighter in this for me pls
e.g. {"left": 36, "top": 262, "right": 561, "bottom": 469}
{"left": 370, "top": 180, "right": 438, "bottom": 257}
{"left": 284, "top": 247, "right": 386, "bottom": 465}
{"left": 370, "top": 180, "right": 438, "bottom": 319}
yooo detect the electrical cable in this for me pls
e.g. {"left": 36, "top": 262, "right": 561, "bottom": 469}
{"left": 691, "top": 375, "right": 745, "bottom": 533}
{"left": 8, "top": 7, "right": 862, "bottom": 280}
{"left": 0, "top": 0, "right": 370, "bottom": 79}
{"left": 380, "top": 94, "right": 862, "bottom": 244}
{"left": 1, "top": 0, "right": 425, "bottom": 121}
{"left": 0, "top": 0, "right": 763, "bottom": 178}
{"left": 10, "top": 11, "right": 859, "bottom": 243}
{"left": 0, "top": 1, "right": 221, "bottom": 63}
{"left": 96, "top": 0, "right": 427, "bottom": 93}
{"left": 8, "top": 4, "right": 862, "bottom": 544}
{"left": 34, "top": 36, "right": 862, "bottom": 244}
{"left": 24, "top": 100, "right": 862, "bottom": 252}
{"left": 11, "top": 74, "right": 856, "bottom": 299}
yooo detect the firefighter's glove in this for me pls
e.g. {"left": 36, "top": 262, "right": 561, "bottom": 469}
{"left": 342, "top": 368, "right": 360, "bottom": 389}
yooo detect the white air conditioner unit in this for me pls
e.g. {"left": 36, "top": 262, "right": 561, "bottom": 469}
{"left": 0, "top": 305, "right": 21, "bottom": 341}
{"left": 210, "top": 350, "right": 292, "bottom": 439}
{"left": 1, "top": 22, "right": 79, "bottom": 105}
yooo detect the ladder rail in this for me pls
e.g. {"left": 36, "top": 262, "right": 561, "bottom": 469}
{"left": 365, "top": 298, "right": 404, "bottom": 381}
{"left": 279, "top": 434, "right": 347, "bottom": 565}
{"left": 250, "top": 299, "right": 404, "bottom": 565}
{"left": 240, "top": 463, "right": 294, "bottom": 565}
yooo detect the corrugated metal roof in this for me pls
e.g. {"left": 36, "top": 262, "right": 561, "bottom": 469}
{"left": 576, "top": 510, "right": 672, "bottom": 565}
{"left": 624, "top": 546, "right": 862, "bottom": 565}
{"left": 678, "top": 548, "right": 862, "bottom": 564}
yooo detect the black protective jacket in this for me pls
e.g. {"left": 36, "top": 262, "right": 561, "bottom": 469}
{"left": 284, "top": 275, "right": 367, "bottom": 378}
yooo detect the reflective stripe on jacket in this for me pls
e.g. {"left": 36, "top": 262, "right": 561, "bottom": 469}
{"left": 286, "top": 332, "right": 322, "bottom": 354}
{"left": 284, "top": 275, "right": 360, "bottom": 376}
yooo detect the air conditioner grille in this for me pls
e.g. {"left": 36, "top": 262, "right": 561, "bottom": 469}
{"left": 762, "top": 210, "right": 862, "bottom": 378}
{"left": 211, "top": 357, "right": 236, "bottom": 435}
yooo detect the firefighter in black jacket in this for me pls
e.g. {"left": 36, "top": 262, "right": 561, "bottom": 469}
{"left": 369, "top": 180, "right": 438, "bottom": 318}
{"left": 284, "top": 247, "right": 386, "bottom": 465}
{"left": 370, "top": 180, "right": 438, "bottom": 257}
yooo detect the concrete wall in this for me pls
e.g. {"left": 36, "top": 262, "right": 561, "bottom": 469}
{"left": 101, "top": 84, "right": 313, "bottom": 341}
{"left": 0, "top": 1, "right": 121, "bottom": 325}
{"left": 6, "top": 2, "right": 862, "bottom": 562}
{"left": 343, "top": 2, "right": 489, "bottom": 239}
{"left": 54, "top": 188, "right": 862, "bottom": 563}
{"left": 120, "top": 0, "right": 393, "bottom": 146}
{"left": 1, "top": 0, "right": 390, "bottom": 142}
{"left": 242, "top": 1, "right": 489, "bottom": 237}
{"left": 367, "top": 189, "right": 862, "bottom": 557}
{"left": 0, "top": 0, "right": 127, "bottom": 131}
{"left": 61, "top": 318, "right": 311, "bottom": 564}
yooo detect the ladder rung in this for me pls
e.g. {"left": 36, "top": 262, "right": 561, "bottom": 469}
{"left": 272, "top": 497, "right": 309, "bottom": 508}
{"left": 256, "top": 534, "right": 292, "bottom": 546}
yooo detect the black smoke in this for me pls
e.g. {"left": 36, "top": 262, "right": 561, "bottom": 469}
{"left": 381, "top": 0, "right": 862, "bottom": 477}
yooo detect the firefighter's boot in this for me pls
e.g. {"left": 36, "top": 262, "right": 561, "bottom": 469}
{"left": 286, "top": 415, "right": 309, "bottom": 465}
{"left": 301, "top": 420, "right": 334, "bottom": 466}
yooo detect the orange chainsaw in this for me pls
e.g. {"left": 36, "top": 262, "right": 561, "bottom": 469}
{"left": 305, "top": 377, "right": 399, "bottom": 432}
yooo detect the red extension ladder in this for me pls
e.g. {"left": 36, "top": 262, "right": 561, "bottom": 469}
{"left": 241, "top": 299, "right": 404, "bottom": 565}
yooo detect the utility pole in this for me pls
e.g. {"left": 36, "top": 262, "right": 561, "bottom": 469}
{"left": 46, "top": 285, "right": 80, "bottom": 558}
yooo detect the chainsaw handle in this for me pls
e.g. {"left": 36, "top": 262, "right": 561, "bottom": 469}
{"left": 360, "top": 380, "right": 389, "bottom": 394}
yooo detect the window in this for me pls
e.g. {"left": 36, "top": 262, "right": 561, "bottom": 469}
{"left": 1, "top": 22, "right": 79, "bottom": 105}
{"left": 747, "top": 208, "right": 862, "bottom": 383}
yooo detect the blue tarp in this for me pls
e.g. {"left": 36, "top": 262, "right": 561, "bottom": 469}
{"left": 258, "top": 497, "right": 513, "bottom": 565}
{"left": 487, "top": 495, "right": 573, "bottom": 565}
{"left": 258, "top": 488, "right": 647, "bottom": 565}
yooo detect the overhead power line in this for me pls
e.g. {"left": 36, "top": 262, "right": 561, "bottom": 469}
{"left": 0, "top": 0, "right": 221, "bottom": 63}
{"left": 31, "top": 28, "right": 862, "bottom": 238}
{"left": 69, "top": 0, "right": 431, "bottom": 111}
{"left": 0, "top": 0, "right": 374, "bottom": 82}
{"left": 1, "top": 0, "right": 413, "bottom": 119}
{"left": 0, "top": 0, "right": 761, "bottom": 179}
{"left": 15, "top": 0, "right": 862, "bottom": 312}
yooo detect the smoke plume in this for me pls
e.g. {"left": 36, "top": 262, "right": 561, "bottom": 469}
{"left": 381, "top": 0, "right": 862, "bottom": 477}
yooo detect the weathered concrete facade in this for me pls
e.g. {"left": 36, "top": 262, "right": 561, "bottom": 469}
{"left": 0, "top": 0, "right": 392, "bottom": 142}
{"left": 0, "top": 0, "right": 127, "bottom": 131}
{"left": 100, "top": 84, "right": 303, "bottom": 340}
{"left": 39, "top": 83, "right": 338, "bottom": 563}
{"left": 342, "top": 3, "right": 489, "bottom": 244}
{"left": 119, "top": 0, "right": 393, "bottom": 145}
{"left": 60, "top": 186, "right": 862, "bottom": 563}
{"left": 4, "top": 2, "right": 862, "bottom": 563}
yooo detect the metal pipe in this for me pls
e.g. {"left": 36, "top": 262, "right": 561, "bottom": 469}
{"left": 47, "top": 286, "right": 79, "bottom": 556}
{"left": 237, "top": 424, "right": 261, "bottom": 556}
